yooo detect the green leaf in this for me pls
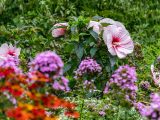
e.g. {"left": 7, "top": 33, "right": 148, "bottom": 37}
{"left": 63, "top": 64, "right": 72, "bottom": 73}
{"left": 79, "top": 33, "right": 89, "bottom": 36}
{"left": 75, "top": 44, "right": 83, "bottom": 60}
{"left": 64, "top": 43, "right": 74, "bottom": 53}
{"left": 90, "top": 47, "right": 97, "bottom": 57}
{"left": 92, "top": 16, "right": 103, "bottom": 21}
{"left": 109, "top": 56, "right": 117, "bottom": 72}
{"left": 89, "top": 30, "right": 98, "bottom": 40}
{"left": 71, "top": 25, "right": 77, "bottom": 34}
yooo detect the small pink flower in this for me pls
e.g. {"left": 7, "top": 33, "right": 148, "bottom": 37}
{"left": 103, "top": 25, "right": 134, "bottom": 59}
{"left": 52, "top": 23, "right": 68, "bottom": 38}
{"left": 151, "top": 64, "right": 160, "bottom": 86}
{"left": 88, "top": 21, "right": 103, "bottom": 34}
{"left": 0, "top": 43, "right": 21, "bottom": 61}
{"left": 99, "top": 18, "right": 125, "bottom": 28}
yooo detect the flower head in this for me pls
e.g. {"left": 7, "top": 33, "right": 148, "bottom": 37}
{"left": 52, "top": 76, "right": 70, "bottom": 92}
{"left": 136, "top": 93, "right": 160, "bottom": 119}
{"left": 52, "top": 23, "right": 68, "bottom": 38}
{"left": 103, "top": 25, "right": 134, "bottom": 59}
{"left": 0, "top": 43, "right": 20, "bottom": 62}
{"left": 104, "top": 65, "right": 137, "bottom": 95}
{"left": 109, "top": 65, "right": 137, "bottom": 91}
{"left": 140, "top": 81, "right": 151, "bottom": 90}
{"left": 88, "top": 21, "right": 103, "bottom": 34}
{"left": 29, "top": 51, "right": 64, "bottom": 79}
{"left": 0, "top": 57, "right": 21, "bottom": 74}
{"left": 75, "top": 57, "right": 102, "bottom": 79}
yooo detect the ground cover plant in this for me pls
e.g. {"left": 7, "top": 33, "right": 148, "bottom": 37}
{"left": 0, "top": 0, "right": 160, "bottom": 120}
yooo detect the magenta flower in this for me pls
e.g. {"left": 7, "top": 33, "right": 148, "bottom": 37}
{"left": 88, "top": 21, "right": 103, "bottom": 34}
{"left": 29, "top": 51, "right": 64, "bottom": 79}
{"left": 75, "top": 57, "right": 102, "bottom": 79}
{"left": 52, "top": 76, "right": 70, "bottom": 92}
{"left": 104, "top": 65, "right": 137, "bottom": 102}
{"left": 103, "top": 25, "right": 134, "bottom": 59}
{"left": 0, "top": 43, "right": 21, "bottom": 62}
{"left": 52, "top": 23, "right": 68, "bottom": 38}
{"left": 135, "top": 93, "right": 160, "bottom": 119}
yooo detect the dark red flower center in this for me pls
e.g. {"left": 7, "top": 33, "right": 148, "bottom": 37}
{"left": 8, "top": 51, "right": 15, "bottom": 56}
{"left": 112, "top": 36, "right": 120, "bottom": 43}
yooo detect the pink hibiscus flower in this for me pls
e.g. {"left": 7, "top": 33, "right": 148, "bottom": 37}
{"left": 52, "top": 23, "right": 68, "bottom": 38}
{"left": 88, "top": 21, "right": 103, "bottom": 34}
{"left": 103, "top": 25, "right": 134, "bottom": 59}
{"left": 0, "top": 43, "right": 21, "bottom": 61}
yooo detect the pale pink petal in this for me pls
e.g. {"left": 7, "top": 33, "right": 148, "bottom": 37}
{"left": 0, "top": 43, "right": 8, "bottom": 55}
{"left": 115, "top": 48, "right": 127, "bottom": 58}
{"left": 99, "top": 18, "right": 125, "bottom": 28}
{"left": 108, "top": 47, "right": 117, "bottom": 55}
{"left": 103, "top": 28, "right": 116, "bottom": 55}
{"left": 0, "top": 43, "right": 21, "bottom": 59}
{"left": 15, "top": 48, "right": 21, "bottom": 57}
{"left": 52, "top": 22, "right": 68, "bottom": 38}
{"left": 88, "top": 21, "right": 102, "bottom": 34}
{"left": 116, "top": 45, "right": 133, "bottom": 54}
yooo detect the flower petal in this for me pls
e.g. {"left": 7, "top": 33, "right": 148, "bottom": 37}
{"left": 100, "top": 18, "right": 125, "bottom": 28}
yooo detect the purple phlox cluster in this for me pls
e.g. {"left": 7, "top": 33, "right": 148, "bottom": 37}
{"left": 135, "top": 93, "right": 160, "bottom": 119}
{"left": 140, "top": 81, "right": 151, "bottom": 90}
{"left": 75, "top": 57, "right": 102, "bottom": 79}
{"left": 103, "top": 65, "right": 137, "bottom": 103}
{"left": 29, "top": 51, "right": 64, "bottom": 79}
{"left": 0, "top": 57, "right": 21, "bottom": 74}
{"left": 133, "top": 102, "right": 146, "bottom": 115}
{"left": 83, "top": 80, "right": 96, "bottom": 92}
{"left": 52, "top": 76, "right": 70, "bottom": 92}
{"left": 29, "top": 51, "right": 70, "bottom": 92}
{"left": 104, "top": 65, "right": 137, "bottom": 93}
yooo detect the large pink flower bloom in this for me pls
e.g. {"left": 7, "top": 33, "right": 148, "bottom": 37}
{"left": 0, "top": 43, "right": 21, "bottom": 62}
{"left": 52, "top": 23, "right": 68, "bottom": 38}
{"left": 103, "top": 25, "right": 134, "bottom": 59}
{"left": 88, "top": 21, "right": 103, "bottom": 34}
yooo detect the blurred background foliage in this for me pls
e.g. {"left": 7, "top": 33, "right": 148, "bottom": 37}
{"left": 0, "top": 0, "right": 160, "bottom": 119}
{"left": 0, "top": 0, "right": 160, "bottom": 79}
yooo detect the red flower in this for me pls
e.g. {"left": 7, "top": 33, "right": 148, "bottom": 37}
{"left": 65, "top": 111, "right": 80, "bottom": 119}
{"left": 32, "top": 108, "right": 46, "bottom": 118}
